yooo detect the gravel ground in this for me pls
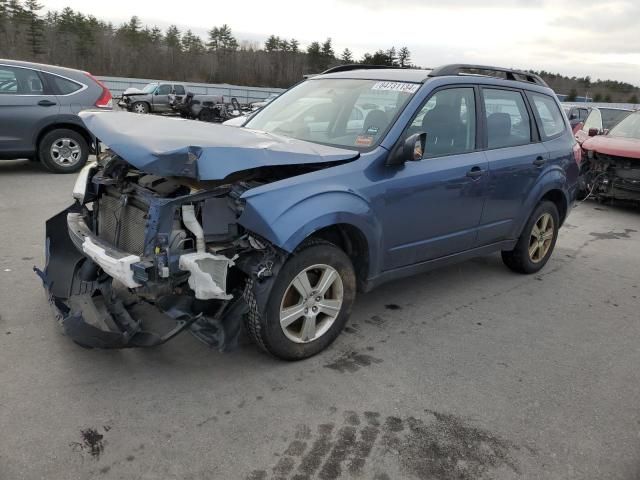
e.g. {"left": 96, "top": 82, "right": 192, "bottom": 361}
{"left": 1, "top": 158, "right": 639, "bottom": 480}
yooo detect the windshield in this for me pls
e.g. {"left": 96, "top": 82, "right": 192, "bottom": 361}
{"left": 600, "top": 108, "right": 632, "bottom": 130}
{"left": 142, "top": 83, "right": 158, "bottom": 93}
{"left": 245, "top": 78, "right": 420, "bottom": 149}
{"left": 608, "top": 112, "right": 640, "bottom": 139}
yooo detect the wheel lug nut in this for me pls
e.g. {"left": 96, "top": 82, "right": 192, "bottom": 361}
{"left": 315, "top": 296, "right": 321, "bottom": 302}
{"left": 304, "top": 308, "right": 309, "bottom": 314}
{"left": 312, "top": 306, "right": 318, "bottom": 312}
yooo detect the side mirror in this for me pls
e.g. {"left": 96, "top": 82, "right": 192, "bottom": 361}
{"left": 387, "top": 132, "right": 427, "bottom": 166}
{"left": 588, "top": 128, "right": 599, "bottom": 137}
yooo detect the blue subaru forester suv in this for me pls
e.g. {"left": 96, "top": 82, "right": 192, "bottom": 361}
{"left": 38, "top": 64, "right": 579, "bottom": 359}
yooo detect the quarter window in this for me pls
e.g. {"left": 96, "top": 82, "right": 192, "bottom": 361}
{"left": 411, "top": 87, "right": 476, "bottom": 157}
{"left": 528, "top": 92, "right": 565, "bottom": 139}
{"left": 482, "top": 89, "right": 532, "bottom": 148}
{"left": 44, "top": 73, "right": 82, "bottom": 95}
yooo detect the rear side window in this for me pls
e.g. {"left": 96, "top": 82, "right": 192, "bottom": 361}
{"left": 482, "top": 89, "right": 531, "bottom": 148}
{"left": 173, "top": 84, "right": 185, "bottom": 95}
{"left": 44, "top": 73, "right": 83, "bottom": 95}
{"left": 528, "top": 92, "right": 565, "bottom": 139}
{"left": 0, "top": 66, "right": 46, "bottom": 94}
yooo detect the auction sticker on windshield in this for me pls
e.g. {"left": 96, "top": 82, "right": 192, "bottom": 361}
{"left": 371, "top": 81, "right": 420, "bottom": 94}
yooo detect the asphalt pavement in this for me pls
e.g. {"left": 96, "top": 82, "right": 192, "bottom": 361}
{"left": 1, "top": 158, "right": 639, "bottom": 480}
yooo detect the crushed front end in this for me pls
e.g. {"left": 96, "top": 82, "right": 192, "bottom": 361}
{"left": 580, "top": 151, "right": 640, "bottom": 202}
{"left": 36, "top": 152, "right": 283, "bottom": 349}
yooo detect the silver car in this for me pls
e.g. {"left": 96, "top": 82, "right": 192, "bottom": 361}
{"left": 0, "top": 59, "right": 113, "bottom": 173}
{"left": 118, "top": 82, "right": 187, "bottom": 114}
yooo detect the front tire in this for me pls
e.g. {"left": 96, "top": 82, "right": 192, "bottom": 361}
{"left": 245, "top": 240, "right": 356, "bottom": 360}
{"left": 502, "top": 200, "right": 560, "bottom": 274}
{"left": 38, "top": 129, "right": 88, "bottom": 174}
{"left": 131, "top": 101, "right": 149, "bottom": 114}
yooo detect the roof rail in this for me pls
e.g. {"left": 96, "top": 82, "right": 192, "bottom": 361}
{"left": 320, "top": 64, "right": 401, "bottom": 75}
{"left": 428, "top": 64, "right": 548, "bottom": 87}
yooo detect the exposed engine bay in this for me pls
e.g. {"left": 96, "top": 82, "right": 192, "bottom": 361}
{"left": 580, "top": 152, "right": 640, "bottom": 202}
{"left": 34, "top": 150, "right": 335, "bottom": 350}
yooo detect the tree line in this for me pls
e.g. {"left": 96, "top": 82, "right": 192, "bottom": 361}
{"left": 0, "top": 0, "right": 412, "bottom": 88}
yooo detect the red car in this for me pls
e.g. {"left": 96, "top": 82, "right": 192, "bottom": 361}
{"left": 574, "top": 107, "right": 632, "bottom": 144}
{"left": 580, "top": 110, "right": 640, "bottom": 202}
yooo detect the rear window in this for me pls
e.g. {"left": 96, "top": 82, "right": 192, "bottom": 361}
{"left": 528, "top": 92, "right": 565, "bottom": 139}
{"left": 44, "top": 73, "right": 83, "bottom": 95}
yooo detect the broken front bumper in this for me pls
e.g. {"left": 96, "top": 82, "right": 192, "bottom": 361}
{"left": 35, "top": 206, "right": 202, "bottom": 348}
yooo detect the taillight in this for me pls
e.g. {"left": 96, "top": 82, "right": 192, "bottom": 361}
{"left": 572, "top": 143, "right": 582, "bottom": 166}
{"left": 84, "top": 72, "right": 112, "bottom": 109}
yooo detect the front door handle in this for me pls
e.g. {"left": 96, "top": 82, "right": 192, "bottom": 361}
{"left": 466, "top": 166, "right": 484, "bottom": 179}
{"left": 38, "top": 100, "right": 57, "bottom": 107}
{"left": 533, "top": 156, "right": 546, "bottom": 167}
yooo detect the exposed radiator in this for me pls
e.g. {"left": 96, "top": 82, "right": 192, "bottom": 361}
{"left": 97, "top": 192, "right": 148, "bottom": 255}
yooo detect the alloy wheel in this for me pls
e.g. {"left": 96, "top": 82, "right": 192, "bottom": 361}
{"left": 279, "top": 264, "right": 344, "bottom": 343}
{"left": 50, "top": 138, "right": 82, "bottom": 167}
{"left": 528, "top": 213, "right": 555, "bottom": 263}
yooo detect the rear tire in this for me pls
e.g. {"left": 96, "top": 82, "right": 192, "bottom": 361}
{"left": 245, "top": 240, "right": 356, "bottom": 360}
{"left": 502, "top": 200, "right": 560, "bottom": 274}
{"left": 38, "top": 129, "right": 88, "bottom": 174}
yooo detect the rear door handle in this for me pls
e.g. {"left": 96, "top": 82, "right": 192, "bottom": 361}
{"left": 466, "top": 166, "right": 484, "bottom": 179}
{"left": 38, "top": 100, "right": 57, "bottom": 107}
{"left": 533, "top": 156, "right": 546, "bottom": 167}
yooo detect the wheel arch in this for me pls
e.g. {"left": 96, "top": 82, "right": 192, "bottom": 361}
{"left": 239, "top": 189, "right": 382, "bottom": 285}
{"left": 35, "top": 122, "right": 94, "bottom": 156}
{"left": 512, "top": 170, "right": 571, "bottom": 239}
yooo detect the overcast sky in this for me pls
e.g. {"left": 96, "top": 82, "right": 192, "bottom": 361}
{"left": 40, "top": 0, "right": 640, "bottom": 85}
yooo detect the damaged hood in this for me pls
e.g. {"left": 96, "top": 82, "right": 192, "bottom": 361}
{"left": 80, "top": 111, "right": 359, "bottom": 180}
{"left": 583, "top": 135, "right": 640, "bottom": 160}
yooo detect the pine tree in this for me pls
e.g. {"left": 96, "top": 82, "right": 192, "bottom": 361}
{"left": 341, "top": 48, "right": 353, "bottom": 63}
{"left": 398, "top": 46, "right": 411, "bottom": 67}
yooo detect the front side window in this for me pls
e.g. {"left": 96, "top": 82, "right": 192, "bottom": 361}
{"left": 528, "top": 92, "right": 565, "bottom": 139}
{"left": 410, "top": 87, "right": 476, "bottom": 157}
{"left": 245, "top": 78, "right": 418, "bottom": 149}
{"left": 582, "top": 109, "right": 603, "bottom": 132}
{"left": 608, "top": 112, "right": 640, "bottom": 140}
{"left": 156, "top": 84, "right": 172, "bottom": 95}
{"left": 483, "top": 88, "right": 532, "bottom": 148}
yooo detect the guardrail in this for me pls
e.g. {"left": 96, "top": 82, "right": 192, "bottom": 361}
{"left": 562, "top": 102, "right": 640, "bottom": 110}
{"left": 96, "top": 76, "right": 285, "bottom": 104}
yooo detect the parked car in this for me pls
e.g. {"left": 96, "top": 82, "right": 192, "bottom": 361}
{"left": 118, "top": 82, "right": 186, "bottom": 114}
{"left": 574, "top": 107, "right": 632, "bottom": 144}
{"left": 0, "top": 59, "right": 112, "bottom": 173}
{"left": 37, "top": 64, "right": 579, "bottom": 359}
{"left": 579, "top": 110, "right": 640, "bottom": 202}
{"left": 563, "top": 105, "right": 590, "bottom": 133}
{"left": 250, "top": 93, "right": 280, "bottom": 111}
